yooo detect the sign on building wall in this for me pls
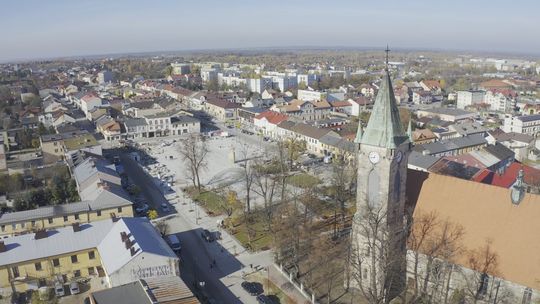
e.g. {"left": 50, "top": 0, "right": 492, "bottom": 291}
{"left": 131, "top": 265, "right": 172, "bottom": 280}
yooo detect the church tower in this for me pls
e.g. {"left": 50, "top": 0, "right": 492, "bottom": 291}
{"left": 350, "top": 48, "right": 410, "bottom": 302}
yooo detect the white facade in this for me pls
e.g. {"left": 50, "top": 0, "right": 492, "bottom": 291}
{"left": 297, "top": 73, "right": 318, "bottom": 86}
{"left": 457, "top": 90, "right": 485, "bottom": 109}
{"left": 484, "top": 90, "right": 515, "bottom": 113}
{"left": 106, "top": 252, "right": 179, "bottom": 288}
{"left": 503, "top": 114, "right": 540, "bottom": 136}
{"left": 297, "top": 89, "right": 326, "bottom": 102}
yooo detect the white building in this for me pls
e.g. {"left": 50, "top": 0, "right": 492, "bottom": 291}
{"left": 503, "top": 114, "right": 540, "bottom": 136}
{"left": 297, "top": 74, "right": 318, "bottom": 87}
{"left": 247, "top": 78, "right": 272, "bottom": 94}
{"left": 201, "top": 68, "right": 218, "bottom": 82}
{"left": 297, "top": 89, "right": 327, "bottom": 102}
{"left": 456, "top": 90, "right": 485, "bottom": 109}
{"left": 97, "top": 71, "right": 114, "bottom": 84}
{"left": 171, "top": 62, "right": 191, "bottom": 75}
{"left": 484, "top": 90, "right": 516, "bottom": 113}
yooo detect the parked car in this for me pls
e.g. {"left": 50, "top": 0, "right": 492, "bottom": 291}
{"left": 161, "top": 203, "right": 170, "bottom": 212}
{"left": 166, "top": 234, "right": 182, "bottom": 252}
{"left": 136, "top": 204, "right": 149, "bottom": 214}
{"left": 256, "top": 294, "right": 274, "bottom": 304}
{"left": 201, "top": 229, "right": 214, "bottom": 242}
{"left": 54, "top": 283, "right": 65, "bottom": 297}
{"left": 69, "top": 282, "right": 80, "bottom": 295}
{"left": 241, "top": 281, "right": 263, "bottom": 296}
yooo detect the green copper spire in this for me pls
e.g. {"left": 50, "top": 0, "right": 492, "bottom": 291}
{"left": 360, "top": 49, "right": 408, "bottom": 149}
{"left": 354, "top": 121, "right": 363, "bottom": 144}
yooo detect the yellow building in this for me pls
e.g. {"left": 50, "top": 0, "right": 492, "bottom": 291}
{"left": 0, "top": 217, "right": 179, "bottom": 296}
{"left": 0, "top": 188, "right": 133, "bottom": 237}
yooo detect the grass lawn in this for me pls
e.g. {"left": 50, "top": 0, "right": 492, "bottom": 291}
{"left": 226, "top": 211, "right": 273, "bottom": 252}
{"left": 286, "top": 173, "right": 321, "bottom": 189}
{"left": 184, "top": 186, "right": 224, "bottom": 216}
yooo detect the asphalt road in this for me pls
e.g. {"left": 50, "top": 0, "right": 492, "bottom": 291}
{"left": 119, "top": 152, "right": 244, "bottom": 303}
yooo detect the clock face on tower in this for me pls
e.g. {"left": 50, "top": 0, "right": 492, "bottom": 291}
{"left": 368, "top": 151, "right": 380, "bottom": 164}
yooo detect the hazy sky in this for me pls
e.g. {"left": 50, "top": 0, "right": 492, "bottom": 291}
{"left": 1, "top": 0, "right": 539, "bottom": 62}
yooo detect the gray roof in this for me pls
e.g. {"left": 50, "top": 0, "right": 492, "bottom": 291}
{"left": 0, "top": 218, "right": 176, "bottom": 272}
{"left": 360, "top": 71, "right": 408, "bottom": 148}
{"left": 517, "top": 114, "right": 540, "bottom": 122}
{"left": 91, "top": 281, "right": 150, "bottom": 304}
{"left": 419, "top": 107, "right": 474, "bottom": 117}
{"left": 319, "top": 134, "right": 356, "bottom": 153}
{"left": 0, "top": 194, "right": 132, "bottom": 225}
{"left": 418, "top": 134, "right": 487, "bottom": 155}
{"left": 73, "top": 157, "right": 120, "bottom": 191}
{"left": 407, "top": 151, "right": 440, "bottom": 170}
{"left": 124, "top": 117, "right": 147, "bottom": 128}
{"left": 171, "top": 115, "right": 200, "bottom": 125}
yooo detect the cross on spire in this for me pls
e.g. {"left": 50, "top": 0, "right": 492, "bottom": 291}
{"left": 385, "top": 45, "right": 390, "bottom": 70}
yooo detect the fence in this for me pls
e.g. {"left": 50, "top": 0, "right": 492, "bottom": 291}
{"left": 274, "top": 263, "right": 319, "bottom": 304}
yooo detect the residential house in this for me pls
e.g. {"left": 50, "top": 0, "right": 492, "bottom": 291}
{"left": 456, "top": 90, "right": 485, "bottom": 110}
{"left": 486, "top": 129, "right": 534, "bottom": 161}
{"left": 415, "top": 133, "right": 487, "bottom": 157}
{"left": 412, "top": 91, "right": 433, "bottom": 104}
{"left": 503, "top": 114, "right": 540, "bottom": 136}
{"left": 0, "top": 217, "right": 179, "bottom": 296}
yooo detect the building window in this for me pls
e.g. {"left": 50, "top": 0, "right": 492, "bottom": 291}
{"left": 53, "top": 258, "right": 60, "bottom": 267}
{"left": 97, "top": 210, "right": 102, "bottom": 216}
{"left": 12, "top": 266, "right": 20, "bottom": 278}
{"left": 522, "top": 288, "right": 533, "bottom": 304}
{"left": 31, "top": 220, "right": 36, "bottom": 227}
{"left": 63, "top": 216, "right": 68, "bottom": 222}
{"left": 88, "top": 251, "right": 95, "bottom": 260}
{"left": 74, "top": 214, "right": 79, "bottom": 220}
{"left": 0, "top": 225, "right": 4, "bottom": 232}
{"left": 35, "top": 262, "right": 42, "bottom": 271}
{"left": 12, "top": 224, "right": 16, "bottom": 230}
{"left": 74, "top": 270, "right": 81, "bottom": 277}
{"left": 477, "top": 273, "right": 489, "bottom": 297}
{"left": 71, "top": 255, "right": 78, "bottom": 263}
{"left": 88, "top": 267, "right": 95, "bottom": 275}
{"left": 117, "top": 207, "right": 123, "bottom": 213}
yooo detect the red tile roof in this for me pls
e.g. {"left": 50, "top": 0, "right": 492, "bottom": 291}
{"left": 254, "top": 111, "right": 288, "bottom": 125}
{"left": 473, "top": 162, "right": 540, "bottom": 188}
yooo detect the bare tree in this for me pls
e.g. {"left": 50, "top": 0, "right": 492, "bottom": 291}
{"left": 239, "top": 144, "right": 255, "bottom": 213}
{"left": 405, "top": 211, "right": 464, "bottom": 304}
{"left": 178, "top": 134, "right": 209, "bottom": 192}
{"left": 349, "top": 203, "right": 407, "bottom": 304}
{"left": 154, "top": 221, "right": 170, "bottom": 237}
{"left": 463, "top": 240, "right": 504, "bottom": 304}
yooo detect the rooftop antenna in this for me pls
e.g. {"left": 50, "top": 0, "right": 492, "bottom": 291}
{"left": 385, "top": 45, "right": 390, "bottom": 71}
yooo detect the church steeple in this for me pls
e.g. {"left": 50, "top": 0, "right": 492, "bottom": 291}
{"left": 359, "top": 47, "right": 408, "bottom": 149}
{"left": 407, "top": 119, "right": 413, "bottom": 142}
{"left": 354, "top": 120, "right": 363, "bottom": 144}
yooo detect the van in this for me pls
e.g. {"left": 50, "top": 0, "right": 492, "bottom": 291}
{"left": 166, "top": 235, "right": 181, "bottom": 252}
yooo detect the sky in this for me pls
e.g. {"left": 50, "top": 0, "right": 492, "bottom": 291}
{"left": 1, "top": 0, "right": 539, "bottom": 62}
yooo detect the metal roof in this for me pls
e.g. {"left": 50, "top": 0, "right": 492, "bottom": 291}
{"left": 0, "top": 218, "right": 176, "bottom": 274}
{"left": 360, "top": 71, "right": 408, "bottom": 149}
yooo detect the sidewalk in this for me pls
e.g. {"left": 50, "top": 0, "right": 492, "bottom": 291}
{"left": 269, "top": 265, "right": 314, "bottom": 304}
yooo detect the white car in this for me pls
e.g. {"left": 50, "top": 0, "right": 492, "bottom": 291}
{"left": 54, "top": 283, "right": 65, "bottom": 297}
{"left": 69, "top": 282, "right": 80, "bottom": 295}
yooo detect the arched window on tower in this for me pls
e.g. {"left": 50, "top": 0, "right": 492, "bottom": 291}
{"left": 367, "top": 169, "right": 380, "bottom": 208}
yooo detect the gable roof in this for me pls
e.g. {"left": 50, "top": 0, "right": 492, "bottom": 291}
{"left": 409, "top": 171, "right": 540, "bottom": 290}
{"left": 254, "top": 111, "right": 288, "bottom": 125}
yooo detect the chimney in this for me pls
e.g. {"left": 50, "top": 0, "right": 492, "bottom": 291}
{"left": 120, "top": 232, "right": 128, "bottom": 242}
{"left": 0, "top": 241, "right": 6, "bottom": 253}
{"left": 35, "top": 229, "right": 48, "bottom": 240}
{"left": 72, "top": 223, "right": 81, "bottom": 232}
